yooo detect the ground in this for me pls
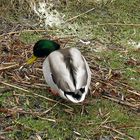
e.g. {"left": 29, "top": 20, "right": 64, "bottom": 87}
{"left": 0, "top": 0, "right": 140, "bottom": 140}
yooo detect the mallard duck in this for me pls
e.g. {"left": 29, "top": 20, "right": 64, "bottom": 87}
{"left": 27, "top": 39, "right": 91, "bottom": 103}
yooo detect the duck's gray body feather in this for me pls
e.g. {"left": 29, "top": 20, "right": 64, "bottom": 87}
{"left": 43, "top": 48, "right": 91, "bottom": 103}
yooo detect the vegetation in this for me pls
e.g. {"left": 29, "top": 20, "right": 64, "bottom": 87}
{"left": 0, "top": 0, "right": 140, "bottom": 139}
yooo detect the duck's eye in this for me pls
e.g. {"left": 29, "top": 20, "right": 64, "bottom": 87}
{"left": 80, "top": 88, "right": 85, "bottom": 93}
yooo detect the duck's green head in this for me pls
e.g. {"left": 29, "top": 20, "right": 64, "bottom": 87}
{"left": 27, "top": 39, "right": 60, "bottom": 64}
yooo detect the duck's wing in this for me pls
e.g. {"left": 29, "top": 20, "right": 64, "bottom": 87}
{"left": 44, "top": 48, "right": 90, "bottom": 92}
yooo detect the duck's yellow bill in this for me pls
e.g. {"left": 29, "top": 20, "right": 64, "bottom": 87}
{"left": 27, "top": 55, "right": 37, "bottom": 64}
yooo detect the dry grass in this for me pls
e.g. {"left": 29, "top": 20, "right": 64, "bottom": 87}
{"left": 0, "top": 33, "right": 140, "bottom": 139}
{"left": 0, "top": 32, "right": 140, "bottom": 111}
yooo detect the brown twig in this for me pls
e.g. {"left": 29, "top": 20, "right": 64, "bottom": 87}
{"left": 15, "top": 80, "right": 48, "bottom": 89}
{"left": 98, "top": 23, "right": 140, "bottom": 27}
{"left": 0, "top": 81, "right": 29, "bottom": 93}
{"left": 0, "top": 105, "right": 57, "bottom": 123}
{"left": 0, "top": 81, "right": 73, "bottom": 109}
{"left": 0, "top": 64, "right": 19, "bottom": 71}
{"left": 127, "top": 89, "right": 140, "bottom": 97}
{"left": 102, "top": 95, "right": 139, "bottom": 110}
{"left": 65, "top": 7, "right": 95, "bottom": 22}
{"left": 41, "top": 102, "right": 59, "bottom": 115}
{"left": 0, "top": 87, "right": 13, "bottom": 94}
{"left": 0, "top": 29, "right": 47, "bottom": 37}
{"left": 29, "top": 92, "right": 73, "bottom": 109}
{"left": 102, "top": 125, "right": 135, "bottom": 140}
{"left": 36, "top": 116, "right": 56, "bottom": 122}
{"left": 96, "top": 115, "right": 111, "bottom": 130}
{"left": 0, "top": 136, "right": 6, "bottom": 140}
{"left": 14, "top": 120, "right": 38, "bottom": 132}
{"left": 0, "top": 108, "right": 39, "bottom": 116}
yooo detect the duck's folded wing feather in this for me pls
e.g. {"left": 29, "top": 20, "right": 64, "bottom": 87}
{"left": 47, "top": 48, "right": 89, "bottom": 92}
{"left": 69, "top": 48, "right": 88, "bottom": 89}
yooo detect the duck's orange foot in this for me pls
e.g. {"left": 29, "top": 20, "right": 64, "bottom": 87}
{"left": 48, "top": 88, "right": 59, "bottom": 96}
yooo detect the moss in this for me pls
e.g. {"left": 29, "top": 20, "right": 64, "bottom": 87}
{"left": 19, "top": 32, "right": 41, "bottom": 44}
